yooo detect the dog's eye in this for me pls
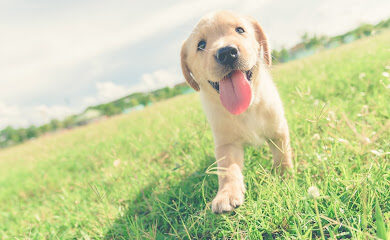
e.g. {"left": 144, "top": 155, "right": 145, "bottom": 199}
{"left": 197, "top": 40, "right": 206, "bottom": 51}
{"left": 235, "top": 27, "right": 245, "bottom": 34}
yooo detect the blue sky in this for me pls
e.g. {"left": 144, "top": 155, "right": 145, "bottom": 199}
{"left": 1, "top": 0, "right": 389, "bottom": 129}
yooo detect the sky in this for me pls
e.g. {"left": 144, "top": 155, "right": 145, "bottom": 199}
{"left": 1, "top": 0, "right": 389, "bottom": 129}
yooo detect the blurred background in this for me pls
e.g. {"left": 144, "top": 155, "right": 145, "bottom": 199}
{"left": 1, "top": 0, "right": 389, "bottom": 147}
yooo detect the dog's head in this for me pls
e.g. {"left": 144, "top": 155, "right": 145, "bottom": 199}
{"left": 181, "top": 10, "right": 271, "bottom": 115}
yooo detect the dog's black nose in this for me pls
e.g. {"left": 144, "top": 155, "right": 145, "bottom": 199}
{"left": 216, "top": 46, "right": 239, "bottom": 66}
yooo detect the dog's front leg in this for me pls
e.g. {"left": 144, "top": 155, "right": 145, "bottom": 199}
{"left": 211, "top": 143, "right": 245, "bottom": 213}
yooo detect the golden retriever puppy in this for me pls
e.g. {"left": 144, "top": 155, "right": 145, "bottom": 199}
{"left": 180, "top": 10, "right": 293, "bottom": 213}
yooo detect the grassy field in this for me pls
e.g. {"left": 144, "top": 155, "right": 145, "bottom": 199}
{"left": 1, "top": 31, "right": 389, "bottom": 239}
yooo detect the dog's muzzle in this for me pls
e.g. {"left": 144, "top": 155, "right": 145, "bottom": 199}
{"left": 208, "top": 69, "right": 253, "bottom": 94}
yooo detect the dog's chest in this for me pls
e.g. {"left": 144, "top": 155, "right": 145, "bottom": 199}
{"left": 200, "top": 93, "right": 270, "bottom": 146}
{"left": 235, "top": 109, "right": 267, "bottom": 145}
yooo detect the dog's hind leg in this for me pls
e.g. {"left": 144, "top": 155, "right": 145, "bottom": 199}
{"left": 267, "top": 130, "right": 293, "bottom": 175}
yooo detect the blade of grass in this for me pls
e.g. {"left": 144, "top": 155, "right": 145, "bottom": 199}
{"left": 375, "top": 198, "right": 387, "bottom": 240}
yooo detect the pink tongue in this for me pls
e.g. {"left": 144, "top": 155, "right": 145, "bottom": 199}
{"left": 219, "top": 70, "right": 252, "bottom": 115}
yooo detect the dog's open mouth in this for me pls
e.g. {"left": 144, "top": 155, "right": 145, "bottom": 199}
{"left": 208, "top": 69, "right": 253, "bottom": 115}
{"left": 208, "top": 69, "right": 253, "bottom": 94}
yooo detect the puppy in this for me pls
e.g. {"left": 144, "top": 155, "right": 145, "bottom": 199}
{"left": 180, "top": 11, "right": 293, "bottom": 213}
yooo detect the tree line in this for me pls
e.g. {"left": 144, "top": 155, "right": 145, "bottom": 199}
{"left": 0, "top": 84, "right": 189, "bottom": 148}
{"left": 272, "top": 18, "right": 390, "bottom": 63}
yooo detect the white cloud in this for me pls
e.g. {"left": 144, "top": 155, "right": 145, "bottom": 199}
{"left": 34, "top": 105, "right": 73, "bottom": 124}
{"left": 83, "top": 69, "right": 183, "bottom": 107}
{"left": 0, "top": 101, "right": 73, "bottom": 129}
{"left": 0, "top": 102, "right": 27, "bottom": 128}
{"left": 0, "top": 102, "right": 20, "bottom": 117}
{"left": 95, "top": 82, "right": 129, "bottom": 102}
{"left": 259, "top": 0, "right": 390, "bottom": 48}
{"left": 82, "top": 81, "right": 132, "bottom": 106}
{"left": 141, "top": 69, "right": 182, "bottom": 90}
{"left": 0, "top": 0, "right": 237, "bottom": 103}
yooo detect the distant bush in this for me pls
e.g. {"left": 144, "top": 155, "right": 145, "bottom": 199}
{"left": 272, "top": 18, "right": 390, "bottom": 63}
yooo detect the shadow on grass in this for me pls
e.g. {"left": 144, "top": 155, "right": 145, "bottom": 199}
{"left": 102, "top": 145, "right": 358, "bottom": 239}
{"left": 104, "top": 156, "right": 223, "bottom": 239}
{"left": 102, "top": 148, "right": 295, "bottom": 239}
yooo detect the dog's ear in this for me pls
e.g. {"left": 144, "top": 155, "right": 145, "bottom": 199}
{"left": 248, "top": 17, "right": 271, "bottom": 66}
{"left": 180, "top": 41, "right": 200, "bottom": 91}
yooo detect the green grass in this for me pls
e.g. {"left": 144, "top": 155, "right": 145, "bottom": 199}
{"left": 1, "top": 31, "right": 389, "bottom": 239}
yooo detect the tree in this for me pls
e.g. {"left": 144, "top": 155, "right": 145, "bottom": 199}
{"left": 271, "top": 49, "right": 281, "bottom": 63}
{"left": 279, "top": 48, "right": 289, "bottom": 63}
{"left": 301, "top": 32, "right": 310, "bottom": 44}
{"left": 63, "top": 116, "right": 77, "bottom": 128}
{"left": 49, "top": 119, "right": 62, "bottom": 130}
{"left": 129, "top": 98, "right": 139, "bottom": 107}
{"left": 26, "top": 126, "right": 39, "bottom": 139}
{"left": 102, "top": 104, "right": 121, "bottom": 116}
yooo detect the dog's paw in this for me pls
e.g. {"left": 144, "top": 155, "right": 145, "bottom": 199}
{"left": 211, "top": 183, "right": 245, "bottom": 213}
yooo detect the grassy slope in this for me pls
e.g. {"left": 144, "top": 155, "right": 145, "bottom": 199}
{"left": 1, "top": 31, "right": 389, "bottom": 239}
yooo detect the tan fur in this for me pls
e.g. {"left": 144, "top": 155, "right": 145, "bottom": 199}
{"left": 180, "top": 10, "right": 293, "bottom": 213}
